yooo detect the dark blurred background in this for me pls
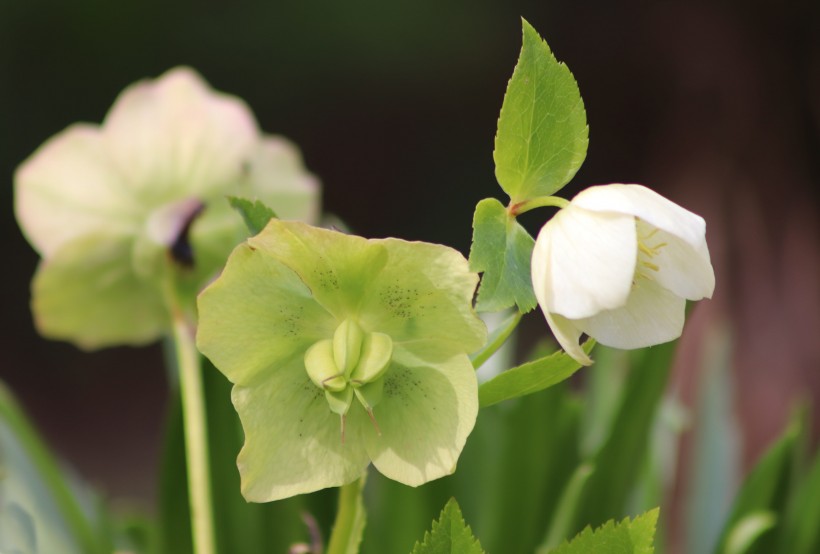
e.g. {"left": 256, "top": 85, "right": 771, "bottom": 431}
{"left": 1, "top": 0, "right": 819, "bottom": 550}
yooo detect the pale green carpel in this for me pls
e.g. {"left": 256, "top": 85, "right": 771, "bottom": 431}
{"left": 14, "top": 67, "right": 319, "bottom": 349}
{"left": 196, "top": 220, "right": 487, "bottom": 501}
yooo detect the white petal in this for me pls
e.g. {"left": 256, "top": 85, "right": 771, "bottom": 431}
{"left": 572, "top": 184, "right": 707, "bottom": 249}
{"left": 576, "top": 277, "right": 686, "bottom": 349}
{"left": 103, "top": 67, "right": 259, "bottom": 201}
{"left": 241, "top": 136, "right": 321, "bottom": 224}
{"left": 535, "top": 205, "right": 636, "bottom": 319}
{"left": 646, "top": 226, "right": 715, "bottom": 300}
{"left": 14, "top": 124, "right": 141, "bottom": 257}
{"left": 544, "top": 310, "right": 592, "bottom": 366}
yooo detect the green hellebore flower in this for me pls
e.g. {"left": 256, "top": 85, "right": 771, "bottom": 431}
{"left": 14, "top": 67, "right": 319, "bottom": 349}
{"left": 196, "top": 220, "right": 487, "bottom": 501}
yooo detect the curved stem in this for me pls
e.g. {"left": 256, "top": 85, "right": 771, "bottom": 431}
{"left": 508, "top": 195, "right": 570, "bottom": 216}
{"left": 327, "top": 476, "right": 367, "bottom": 554}
{"left": 170, "top": 299, "right": 217, "bottom": 554}
{"left": 471, "top": 310, "right": 523, "bottom": 370}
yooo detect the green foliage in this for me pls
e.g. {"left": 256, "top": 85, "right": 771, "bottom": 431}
{"left": 571, "top": 344, "right": 676, "bottom": 533}
{"left": 541, "top": 509, "right": 658, "bottom": 554}
{"left": 410, "top": 499, "right": 484, "bottom": 554}
{"left": 469, "top": 197, "right": 536, "bottom": 313}
{"left": 777, "top": 447, "right": 820, "bottom": 554}
{"left": 711, "top": 408, "right": 820, "bottom": 554}
{"left": 227, "top": 196, "right": 277, "bottom": 236}
{"left": 478, "top": 339, "right": 594, "bottom": 407}
{"left": 0, "top": 381, "right": 112, "bottom": 554}
{"left": 494, "top": 19, "right": 588, "bottom": 203}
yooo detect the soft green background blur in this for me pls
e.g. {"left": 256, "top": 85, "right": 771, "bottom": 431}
{"left": 1, "top": 0, "right": 818, "bottom": 551}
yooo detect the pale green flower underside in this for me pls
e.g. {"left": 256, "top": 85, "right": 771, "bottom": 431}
{"left": 197, "top": 221, "right": 485, "bottom": 499}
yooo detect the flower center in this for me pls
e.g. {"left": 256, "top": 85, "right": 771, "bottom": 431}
{"left": 146, "top": 197, "right": 205, "bottom": 268}
{"left": 304, "top": 319, "right": 393, "bottom": 441}
{"left": 634, "top": 220, "right": 667, "bottom": 283}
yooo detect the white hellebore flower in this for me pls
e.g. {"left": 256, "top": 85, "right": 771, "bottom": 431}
{"left": 15, "top": 67, "right": 319, "bottom": 349}
{"left": 531, "top": 184, "right": 715, "bottom": 365}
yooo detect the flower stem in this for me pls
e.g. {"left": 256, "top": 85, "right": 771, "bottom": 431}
{"left": 508, "top": 195, "right": 570, "bottom": 216}
{"left": 327, "top": 476, "right": 367, "bottom": 554}
{"left": 171, "top": 310, "right": 217, "bottom": 554}
{"left": 471, "top": 310, "right": 523, "bottom": 370}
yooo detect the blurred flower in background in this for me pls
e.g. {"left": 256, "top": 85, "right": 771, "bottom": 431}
{"left": 14, "top": 67, "right": 319, "bottom": 350}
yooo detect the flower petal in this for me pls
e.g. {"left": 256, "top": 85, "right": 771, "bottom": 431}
{"left": 544, "top": 310, "right": 592, "bottom": 366}
{"left": 14, "top": 124, "right": 141, "bottom": 257}
{"left": 196, "top": 242, "right": 336, "bottom": 386}
{"left": 357, "top": 238, "right": 486, "bottom": 353}
{"left": 572, "top": 184, "right": 707, "bottom": 249}
{"left": 232, "top": 360, "right": 370, "bottom": 502}
{"left": 103, "top": 67, "right": 258, "bottom": 201}
{"left": 576, "top": 277, "right": 686, "bottom": 349}
{"left": 248, "top": 220, "right": 390, "bottom": 319}
{"left": 242, "top": 136, "right": 321, "bottom": 223}
{"left": 536, "top": 205, "right": 636, "bottom": 319}
{"left": 644, "top": 224, "right": 715, "bottom": 300}
{"left": 31, "top": 234, "right": 167, "bottom": 349}
{"left": 358, "top": 343, "right": 478, "bottom": 487}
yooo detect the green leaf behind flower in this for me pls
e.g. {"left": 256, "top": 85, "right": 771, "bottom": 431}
{"left": 227, "top": 196, "right": 278, "bottom": 235}
{"left": 469, "top": 197, "right": 536, "bottom": 313}
{"left": 478, "top": 339, "right": 595, "bottom": 407}
{"left": 494, "top": 19, "right": 588, "bottom": 202}
{"left": 410, "top": 498, "right": 484, "bottom": 554}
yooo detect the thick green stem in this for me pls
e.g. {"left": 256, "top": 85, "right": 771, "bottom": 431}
{"left": 471, "top": 310, "right": 523, "bottom": 370}
{"left": 326, "top": 476, "right": 367, "bottom": 554}
{"left": 171, "top": 312, "right": 217, "bottom": 554}
{"left": 508, "top": 195, "right": 570, "bottom": 216}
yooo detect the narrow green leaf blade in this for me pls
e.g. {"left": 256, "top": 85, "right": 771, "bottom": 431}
{"left": 410, "top": 498, "right": 484, "bottom": 554}
{"left": 494, "top": 19, "right": 588, "bottom": 202}
{"left": 227, "top": 196, "right": 277, "bottom": 235}
{"left": 469, "top": 197, "right": 536, "bottom": 313}
{"left": 723, "top": 512, "right": 777, "bottom": 554}
{"left": 0, "top": 381, "right": 110, "bottom": 554}
{"left": 478, "top": 340, "right": 594, "bottom": 407}
{"left": 573, "top": 343, "right": 676, "bottom": 532}
{"left": 713, "top": 412, "right": 803, "bottom": 554}
{"left": 778, "top": 446, "right": 820, "bottom": 554}
{"left": 546, "top": 509, "right": 658, "bottom": 554}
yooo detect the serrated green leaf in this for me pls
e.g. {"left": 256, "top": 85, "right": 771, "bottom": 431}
{"left": 410, "top": 498, "right": 484, "bottom": 554}
{"left": 494, "top": 19, "right": 588, "bottom": 202}
{"left": 469, "top": 197, "right": 536, "bottom": 313}
{"left": 546, "top": 509, "right": 658, "bottom": 554}
{"left": 227, "top": 196, "right": 277, "bottom": 235}
{"left": 478, "top": 339, "right": 594, "bottom": 407}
